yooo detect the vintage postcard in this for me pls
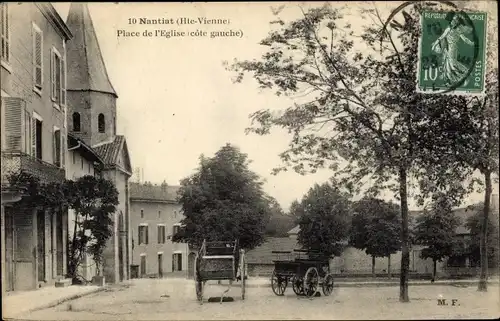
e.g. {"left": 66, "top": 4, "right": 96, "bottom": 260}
{"left": 1, "top": 1, "right": 499, "bottom": 320}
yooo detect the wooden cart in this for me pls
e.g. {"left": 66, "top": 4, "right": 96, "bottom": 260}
{"left": 194, "top": 239, "right": 246, "bottom": 304}
{"left": 271, "top": 249, "right": 334, "bottom": 298}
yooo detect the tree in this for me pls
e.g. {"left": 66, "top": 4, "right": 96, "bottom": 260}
{"left": 295, "top": 183, "right": 351, "bottom": 257}
{"left": 416, "top": 1, "right": 499, "bottom": 291}
{"left": 227, "top": 2, "right": 469, "bottom": 302}
{"left": 350, "top": 197, "right": 401, "bottom": 278}
{"left": 465, "top": 205, "right": 500, "bottom": 269}
{"left": 66, "top": 175, "right": 118, "bottom": 283}
{"left": 172, "top": 144, "right": 271, "bottom": 250}
{"left": 413, "top": 194, "right": 461, "bottom": 281}
{"left": 265, "top": 198, "right": 296, "bottom": 237}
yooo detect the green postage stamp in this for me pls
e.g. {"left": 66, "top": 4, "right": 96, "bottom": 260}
{"left": 417, "top": 11, "right": 488, "bottom": 95}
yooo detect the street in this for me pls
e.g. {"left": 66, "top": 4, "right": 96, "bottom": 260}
{"left": 13, "top": 278, "right": 500, "bottom": 320}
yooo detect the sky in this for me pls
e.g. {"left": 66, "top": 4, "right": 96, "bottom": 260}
{"left": 52, "top": 2, "right": 498, "bottom": 212}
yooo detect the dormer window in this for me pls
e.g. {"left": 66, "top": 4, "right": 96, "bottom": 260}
{"left": 72, "top": 112, "right": 81, "bottom": 132}
{"left": 98, "top": 113, "right": 105, "bottom": 133}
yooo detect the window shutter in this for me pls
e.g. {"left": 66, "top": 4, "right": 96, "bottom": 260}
{"left": 61, "top": 57, "right": 66, "bottom": 107}
{"left": 61, "top": 133, "right": 65, "bottom": 167}
{"left": 1, "top": 97, "right": 23, "bottom": 150}
{"left": 146, "top": 227, "right": 149, "bottom": 245}
{"left": 157, "top": 226, "right": 160, "bottom": 244}
{"left": 33, "top": 28, "right": 42, "bottom": 88}
{"left": 138, "top": 229, "right": 141, "bottom": 245}
{"left": 31, "top": 117, "right": 36, "bottom": 156}
{"left": 50, "top": 49, "right": 55, "bottom": 100}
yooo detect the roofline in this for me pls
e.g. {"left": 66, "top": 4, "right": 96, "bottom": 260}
{"left": 66, "top": 89, "right": 118, "bottom": 99}
{"left": 102, "top": 164, "right": 132, "bottom": 177}
{"left": 36, "top": 3, "right": 73, "bottom": 41}
{"left": 130, "top": 197, "right": 179, "bottom": 204}
{"left": 68, "top": 134, "right": 104, "bottom": 164}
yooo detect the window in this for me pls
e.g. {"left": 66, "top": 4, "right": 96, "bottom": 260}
{"left": 157, "top": 225, "right": 166, "bottom": 244}
{"left": 140, "top": 209, "right": 144, "bottom": 218}
{"left": 98, "top": 113, "right": 105, "bottom": 133}
{"left": 53, "top": 128, "right": 61, "bottom": 167}
{"left": 51, "top": 48, "right": 65, "bottom": 107}
{"left": 158, "top": 211, "right": 161, "bottom": 218}
{"left": 1, "top": 3, "right": 9, "bottom": 63}
{"left": 23, "top": 110, "right": 32, "bottom": 154}
{"left": 72, "top": 152, "right": 76, "bottom": 164}
{"left": 138, "top": 225, "right": 148, "bottom": 245}
{"left": 34, "top": 117, "right": 42, "bottom": 160}
{"left": 173, "top": 224, "right": 180, "bottom": 237}
{"left": 32, "top": 23, "right": 43, "bottom": 92}
{"left": 81, "top": 157, "right": 83, "bottom": 170}
{"left": 172, "top": 253, "right": 182, "bottom": 271}
{"left": 72, "top": 112, "right": 81, "bottom": 131}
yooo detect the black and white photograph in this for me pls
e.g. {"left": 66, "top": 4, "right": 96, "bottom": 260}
{"left": 1, "top": 1, "right": 498, "bottom": 320}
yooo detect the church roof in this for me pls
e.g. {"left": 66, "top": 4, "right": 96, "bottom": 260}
{"left": 93, "top": 135, "right": 132, "bottom": 174}
{"left": 65, "top": 3, "right": 117, "bottom": 97}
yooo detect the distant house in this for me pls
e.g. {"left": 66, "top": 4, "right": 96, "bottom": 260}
{"left": 245, "top": 237, "right": 299, "bottom": 276}
{"left": 129, "top": 182, "right": 193, "bottom": 279}
{"left": 246, "top": 196, "right": 499, "bottom": 278}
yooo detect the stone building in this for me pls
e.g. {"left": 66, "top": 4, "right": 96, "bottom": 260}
{"left": 129, "top": 182, "right": 191, "bottom": 278}
{"left": 1, "top": 2, "right": 72, "bottom": 292}
{"left": 64, "top": 3, "right": 132, "bottom": 284}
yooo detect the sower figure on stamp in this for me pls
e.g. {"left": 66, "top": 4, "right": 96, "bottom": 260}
{"left": 431, "top": 12, "right": 474, "bottom": 86}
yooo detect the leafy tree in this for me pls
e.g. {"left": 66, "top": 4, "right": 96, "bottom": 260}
{"left": 350, "top": 197, "right": 401, "bottom": 278}
{"left": 416, "top": 1, "right": 499, "bottom": 291}
{"left": 227, "top": 2, "right": 470, "bottom": 301}
{"left": 465, "top": 205, "right": 500, "bottom": 269}
{"left": 265, "top": 198, "right": 296, "bottom": 237}
{"left": 295, "top": 183, "right": 351, "bottom": 257}
{"left": 289, "top": 199, "right": 304, "bottom": 225}
{"left": 172, "top": 144, "right": 271, "bottom": 250}
{"left": 66, "top": 175, "right": 118, "bottom": 283}
{"left": 413, "top": 194, "right": 461, "bottom": 281}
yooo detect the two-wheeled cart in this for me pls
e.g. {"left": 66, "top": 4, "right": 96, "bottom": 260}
{"left": 271, "top": 249, "right": 334, "bottom": 298}
{"left": 194, "top": 239, "right": 246, "bottom": 304}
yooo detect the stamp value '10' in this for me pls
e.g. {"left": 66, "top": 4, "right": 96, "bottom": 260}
{"left": 417, "top": 11, "right": 488, "bottom": 95}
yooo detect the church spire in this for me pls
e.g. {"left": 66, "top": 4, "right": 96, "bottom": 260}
{"left": 65, "top": 3, "right": 117, "bottom": 97}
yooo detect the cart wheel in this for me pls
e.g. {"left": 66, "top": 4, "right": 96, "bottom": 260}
{"left": 240, "top": 249, "right": 246, "bottom": 300}
{"left": 194, "top": 255, "right": 203, "bottom": 302}
{"left": 322, "top": 273, "right": 334, "bottom": 296}
{"left": 292, "top": 275, "right": 305, "bottom": 296}
{"left": 271, "top": 270, "right": 287, "bottom": 296}
{"left": 303, "top": 267, "right": 319, "bottom": 298}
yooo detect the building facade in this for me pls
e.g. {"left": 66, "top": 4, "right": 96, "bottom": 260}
{"left": 130, "top": 182, "right": 191, "bottom": 278}
{"left": 1, "top": 2, "right": 72, "bottom": 292}
{"left": 64, "top": 3, "right": 133, "bottom": 284}
{"left": 66, "top": 133, "right": 104, "bottom": 282}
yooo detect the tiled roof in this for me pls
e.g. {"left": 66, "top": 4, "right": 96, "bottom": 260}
{"left": 129, "top": 182, "right": 181, "bottom": 203}
{"left": 246, "top": 237, "right": 299, "bottom": 265}
{"left": 92, "top": 136, "right": 132, "bottom": 174}
{"left": 65, "top": 3, "right": 117, "bottom": 97}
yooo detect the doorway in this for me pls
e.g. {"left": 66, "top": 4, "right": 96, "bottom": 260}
{"left": 37, "top": 210, "right": 45, "bottom": 282}
{"left": 188, "top": 252, "right": 196, "bottom": 278}
{"left": 140, "top": 255, "right": 146, "bottom": 277}
{"left": 158, "top": 254, "right": 163, "bottom": 278}
{"left": 118, "top": 212, "right": 124, "bottom": 282}
{"left": 56, "top": 209, "right": 64, "bottom": 276}
{"left": 4, "top": 207, "right": 14, "bottom": 291}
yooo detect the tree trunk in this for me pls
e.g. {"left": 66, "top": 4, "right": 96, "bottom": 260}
{"left": 387, "top": 254, "right": 391, "bottom": 279}
{"left": 372, "top": 255, "right": 376, "bottom": 278}
{"left": 432, "top": 259, "right": 437, "bottom": 282}
{"left": 478, "top": 170, "right": 492, "bottom": 292}
{"left": 399, "top": 167, "right": 410, "bottom": 302}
